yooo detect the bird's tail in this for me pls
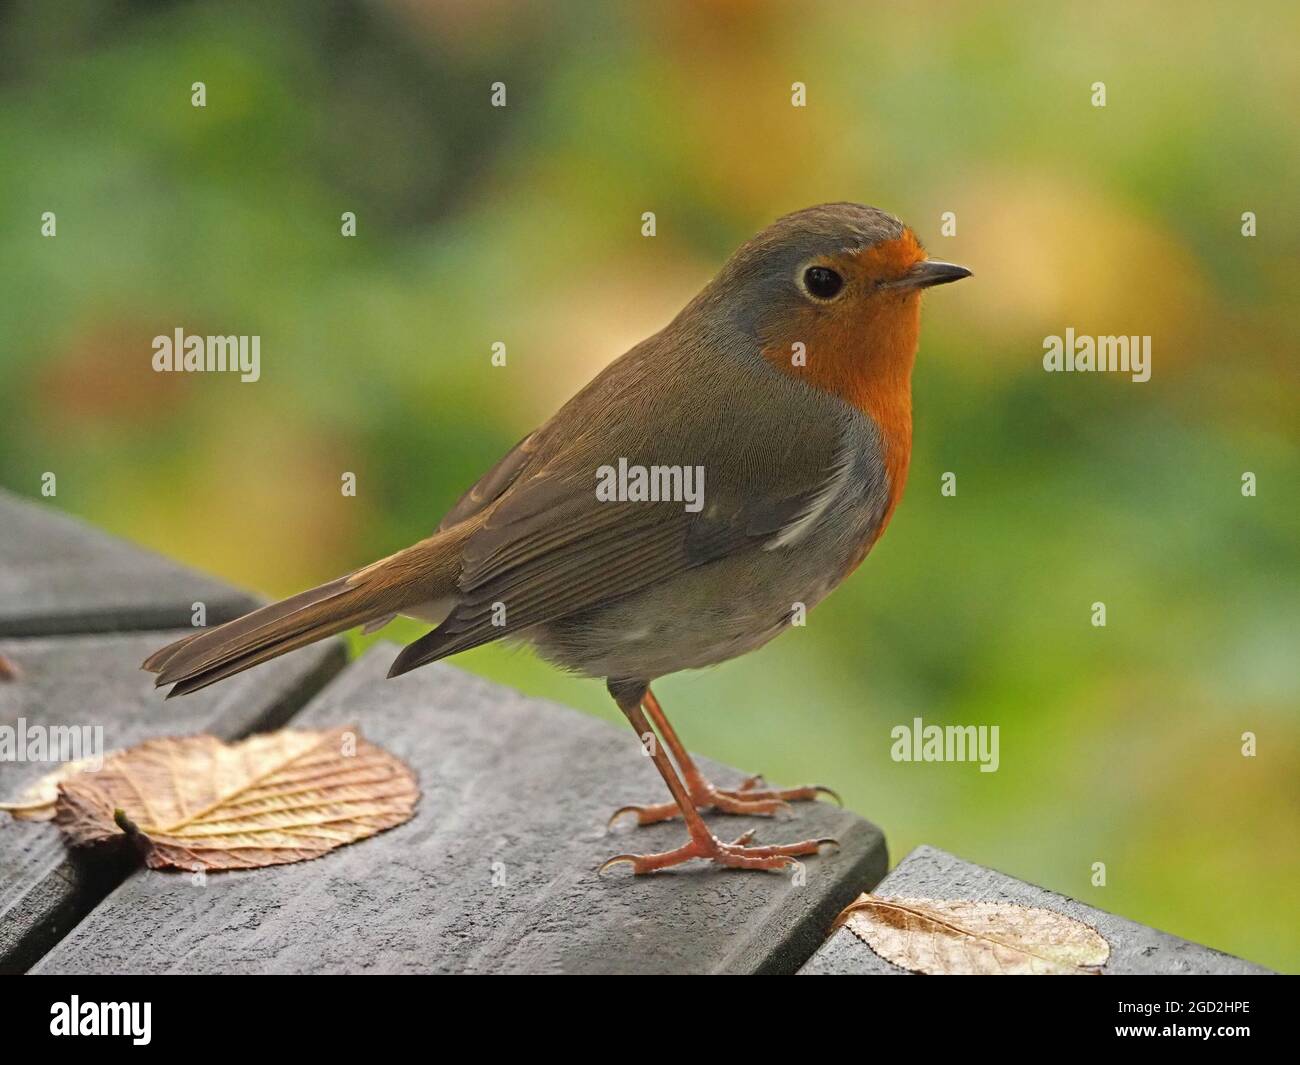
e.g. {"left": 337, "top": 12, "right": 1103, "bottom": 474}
{"left": 143, "top": 529, "right": 466, "bottom": 698}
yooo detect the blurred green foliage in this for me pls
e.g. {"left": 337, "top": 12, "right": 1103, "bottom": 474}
{"left": 1, "top": 1, "right": 1295, "bottom": 970}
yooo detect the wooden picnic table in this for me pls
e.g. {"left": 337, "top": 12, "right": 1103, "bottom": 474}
{"left": 0, "top": 490, "right": 1271, "bottom": 974}
{"left": 800, "top": 846, "right": 1271, "bottom": 975}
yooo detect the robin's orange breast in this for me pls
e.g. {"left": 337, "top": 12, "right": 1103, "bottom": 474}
{"left": 761, "top": 286, "right": 921, "bottom": 574}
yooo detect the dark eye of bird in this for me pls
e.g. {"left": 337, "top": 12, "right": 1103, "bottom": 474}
{"left": 803, "top": 266, "right": 844, "bottom": 300}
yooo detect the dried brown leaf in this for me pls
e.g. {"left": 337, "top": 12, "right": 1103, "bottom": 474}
{"left": 0, "top": 753, "right": 117, "bottom": 822}
{"left": 834, "top": 894, "right": 1110, "bottom": 975}
{"left": 54, "top": 726, "right": 418, "bottom": 870}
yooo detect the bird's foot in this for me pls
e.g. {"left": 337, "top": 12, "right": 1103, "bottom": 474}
{"left": 599, "top": 828, "right": 837, "bottom": 875}
{"left": 609, "top": 773, "right": 841, "bottom": 828}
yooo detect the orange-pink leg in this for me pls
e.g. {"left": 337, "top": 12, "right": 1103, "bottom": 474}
{"left": 599, "top": 682, "right": 837, "bottom": 875}
{"left": 608, "top": 687, "right": 841, "bottom": 828}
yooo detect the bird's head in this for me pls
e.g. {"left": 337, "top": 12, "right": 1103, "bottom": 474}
{"left": 702, "top": 202, "right": 971, "bottom": 518}
{"left": 713, "top": 202, "right": 969, "bottom": 365}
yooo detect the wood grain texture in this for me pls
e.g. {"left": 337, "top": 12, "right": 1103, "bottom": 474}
{"left": 34, "top": 645, "right": 889, "bottom": 974}
{"left": 0, "top": 631, "right": 345, "bottom": 972}
{"left": 800, "top": 845, "right": 1273, "bottom": 975}
{"left": 0, "top": 490, "right": 258, "bottom": 636}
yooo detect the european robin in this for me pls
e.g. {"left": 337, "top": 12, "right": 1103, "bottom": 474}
{"left": 145, "top": 203, "right": 970, "bottom": 874}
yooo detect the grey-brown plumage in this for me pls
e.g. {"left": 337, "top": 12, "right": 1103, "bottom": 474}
{"left": 146, "top": 203, "right": 971, "bottom": 874}
{"left": 147, "top": 204, "right": 904, "bottom": 695}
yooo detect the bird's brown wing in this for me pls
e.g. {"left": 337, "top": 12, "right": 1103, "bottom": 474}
{"left": 387, "top": 487, "right": 820, "bottom": 676}
{"left": 387, "top": 363, "right": 854, "bottom": 677}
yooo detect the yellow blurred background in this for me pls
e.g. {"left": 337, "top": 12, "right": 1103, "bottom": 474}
{"left": 1, "top": 1, "right": 1295, "bottom": 969}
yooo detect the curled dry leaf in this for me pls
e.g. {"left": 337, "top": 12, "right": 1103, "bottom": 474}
{"left": 54, "top": 726, "right": 418, "bottom": 871}
{"left": 0, "top": 754, "right": 116, "bottom": 822}
{"left": 834, "top": 894, "right": 1110, "bottom": 975}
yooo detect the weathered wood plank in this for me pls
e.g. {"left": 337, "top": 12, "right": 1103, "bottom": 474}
{"left": 0, "top": 632, "right": 345, "bottom": 973}
{"left": 33, "top": 645, "right": 887, "bottom": 975}
{"left": 0, "top": 490, "right": 259, "bottom": 636}
{"left": 799, "top": 844, "right": 1272, "bottom": 975}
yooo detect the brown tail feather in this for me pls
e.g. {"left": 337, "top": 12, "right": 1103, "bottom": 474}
{"left": 140, "top": 629, "right": 204, "bottom": 674}
{"left": 142, "top": 576, "right": 354, "bottom": 675}
{"left": 163, "top": 604, "right": 373, "bottom": 697}
{"left": 145, "top": 531, "right": 464, "bottom": 697}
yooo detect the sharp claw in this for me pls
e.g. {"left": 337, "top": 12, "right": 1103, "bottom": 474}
{"left": 814, "top": 785, "right": 843, "bottom": 807}
{"left": 815, "top": 837, "right": 840, "bottom": 852}
{"left": 731, "top": 829, "right": 757, "bottom": 846}
{"left": 607, "top": 805, "right": 640, "bottom": 829}
{"left": 598, "top": 854, "right": 637, "bottom": 875}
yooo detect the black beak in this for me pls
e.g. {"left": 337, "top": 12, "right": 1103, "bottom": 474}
{"left": 889, "top": 260, "right": 973, "bottom": 290}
